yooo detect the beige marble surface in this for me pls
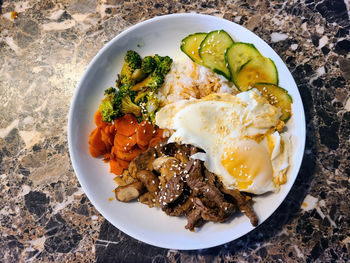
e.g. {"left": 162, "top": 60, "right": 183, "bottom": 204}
{"left": 0, "top": 0, "right": 349, "bottom": 262}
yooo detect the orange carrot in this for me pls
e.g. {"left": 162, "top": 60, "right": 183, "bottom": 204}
{"left": 115, "top": 114, "right": 138, "bottom": 136}
{"left": 88, "top": 128, "right": 107, "bottom": 157}
{"left": 114, "top": 133, "right": 137, "bottom": 148}
{"left": 89, "top": 146, "right": 103, "bottom": 158}
{"left": 101, "top": 128, "right": 113, "bottom": 149}
{"left": 116, "top": 158, "right": 130, "bottom": 169}
{"left": 113, "top": 142, "right": 134, "bottom": 152}
{"left": 136, "top": 121, "right": 155, "bottom": 147}
{"left": 94, "top": 110, "right": 104, "bottom": 127}
{"left": 115, "top": 147, "right": 142, "bottom": 161}
{"left": 110, "top": 159, "right": 124, "bottom": 175}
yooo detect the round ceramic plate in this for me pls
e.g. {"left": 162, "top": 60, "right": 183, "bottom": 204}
{"left": 68, "top": 13, "right": 305, "bottom": 250}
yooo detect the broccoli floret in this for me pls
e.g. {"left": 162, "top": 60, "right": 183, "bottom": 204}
{"left": 141, "top": 56, "right": 156, "bottom": 74}
{"left": 99, "top": 93, "right": 119, "bottom": 122}
{"left": 125, "top": 50, "right": 142, "bottom": 69}
{"left": 132, "top": 71, "right": 164, "bottom": 92}
{"left": 104, "top": 87, "right": 116, "bottom": 95}
{"left": 140, "top": 92, "right": 160, "bottom": 124}
{"left": 134, "top": 89, "right": 149, "bottom": 103}
{"left": 153, "top": 54, "right": 173, "bottom": 75}
{"left": 121, "top": 96, "right": 141, "bottom": 117}
{"left": 120, "top": 50, "right": 142, "bottom": 85}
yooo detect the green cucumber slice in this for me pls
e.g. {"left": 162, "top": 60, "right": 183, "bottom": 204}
{"left": 225, "top": 42, "right": 262, "bottom": 85}
{"left": 235, "top": 57, "right": 278, "bottom": 91}
{"left": 180, "top": 33, "right": 207, "bottom": 65}
{"left": 199, "top": 30, "right": 234, "bottom": 79}
{"left": 252, "top": 82, "right": 292, "bottom": 122}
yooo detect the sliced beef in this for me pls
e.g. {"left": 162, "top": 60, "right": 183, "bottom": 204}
{"left": 163, "top": 196, "right": 193, "bottom": 217}
{"left": 185, "top": 207, "right": 203, "bottom": 231}
{"left": 157, "top": 172, "right": 184, "bottom": 205}
{"left": 185, "top": 160, "right": 236, "bottom": 216}
{"left": 221, "top": 188, "right": 259, "bottom": 226}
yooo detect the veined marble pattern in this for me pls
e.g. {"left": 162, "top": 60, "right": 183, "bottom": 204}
{"left": 0, "top": 0, "right": 349, "bottom": 262}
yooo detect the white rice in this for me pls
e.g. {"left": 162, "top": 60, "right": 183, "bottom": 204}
{"left": 156, "top": 57, "right": 238, "bottom": 105}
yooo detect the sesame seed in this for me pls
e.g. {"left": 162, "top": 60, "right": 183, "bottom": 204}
{"left": 163, "top": 202, "right": 167, "bottom": 206}
{"left": 206, "top": 188, "right": 209, "bottom": 192}
{"left": 152, "top": 180, "right": 155, "bottom": 184}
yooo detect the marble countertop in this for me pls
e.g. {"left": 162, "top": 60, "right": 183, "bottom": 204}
{"left": 1, "top": 0, "right": 349, "bottom": 262}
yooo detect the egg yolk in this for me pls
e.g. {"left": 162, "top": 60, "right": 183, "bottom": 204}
{"left": 221, "top": 139, "right": 273, "bottom": 190}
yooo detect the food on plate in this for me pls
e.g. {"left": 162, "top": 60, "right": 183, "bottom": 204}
{"left": 89, "top": 112, "right": 167, "bottom": 175}
{"left": 88, "top": 30, "right": 294, "bottom": 231}
{"left": 98, "top": 50, "right": 173, "bottom": 124}
{"left": 156, "top": 91, "right": 290, "bottom": 195}
{"left": 115, "top": 142, "right": 259, "bottom": 230}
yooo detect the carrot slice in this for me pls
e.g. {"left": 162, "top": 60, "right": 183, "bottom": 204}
{"left": 110, "top": 159, "right": 124, "bottom": 175}
{"left": 101, "top": 128, "right": 113, "bottom": 149}
{"left": 109, "top": 125, "right": 116, "bottom": 135}
{"left": 115, "top": 147, "right": 142, "bottom": 161}
{"left": 114, "top": 133, "right": 137, "bottom": 148}
{"left": 103, "top": 153, "right": 113, "bottom": 162}
{"left": 89, "top": 146, "right": 103, "bottom": 158}
{"left": 149, "top": 137, "right": 164, "bottom": 148}
{"left": 113, "top": 142, "right": 134, "bottom": 152}
{"left": 136, "top": 121, "right": 155, "bottom": 147}
{"left": 115, "top": 114, "right": 138, "bottom": 136}
{"left": 89, "top": 128, "right": 107, "bottom": 156}
{"left": 116, "top": 158, "right": 130, "bottom": 169}
{"left": 94, "top": 110, "right": 104, "bottom": 127}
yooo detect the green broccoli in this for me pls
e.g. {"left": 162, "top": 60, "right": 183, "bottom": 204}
{"left": 121, "top": 95, "right": 141, "bottom": 117}
{"left": 99, "top": 92, "right": 119, "bottom": 122}
{"left": 139, "top": 92, "right": 160, "bottom": 124}
{"left": 120, "top": 50, "right": 142, "bottom": 85}
{"left": 131, "top": 71, "right": 165, "bottom": 92}
{"left": 153, "top": 54, "right": 173, "bottom": 75}
{"left": 141, "top": 56, "right": 156, "bottom": 74}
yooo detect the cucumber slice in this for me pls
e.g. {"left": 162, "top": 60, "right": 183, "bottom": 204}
{"left": 235, "top": 57, "right": 278, "bottom": 91}
{"left": 199, "top": 30, "right": 234, "bottom": 79}
{"left": 252, "top": 82, "right": 292, "bottom": 122}
{"left": 225, "top": 42, "right": 262, "bottom": 85}
{"left": 180, "top": 33, "right": 207, "bottom": 65}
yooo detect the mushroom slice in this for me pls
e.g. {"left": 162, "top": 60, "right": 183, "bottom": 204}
{"left": 115, "top": 181, "right": 145, "bottom": 202}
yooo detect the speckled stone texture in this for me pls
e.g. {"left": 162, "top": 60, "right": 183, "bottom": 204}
{"left": 0, "top": 0, "right": 349, "bottom": 262}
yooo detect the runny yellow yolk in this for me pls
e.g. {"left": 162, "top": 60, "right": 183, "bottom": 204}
{"left": 221, "top": 139, "right": 273, "bottom": 190}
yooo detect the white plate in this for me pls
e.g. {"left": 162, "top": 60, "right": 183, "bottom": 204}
{"left": 68, "top": 13, "right": 305, "bottom": 250}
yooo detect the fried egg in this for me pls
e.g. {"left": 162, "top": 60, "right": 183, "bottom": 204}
{"left": 155, "top": 90, "right": 290, "bottom": 195}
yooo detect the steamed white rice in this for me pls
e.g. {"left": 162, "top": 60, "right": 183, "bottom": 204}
{"left": 156, "top": 57, "right": 238, "bottom": 106}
